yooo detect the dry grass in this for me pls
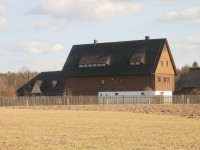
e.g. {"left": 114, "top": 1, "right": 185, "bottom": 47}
{"left": 0, "top": 107, "right": 200, "bottom": 150}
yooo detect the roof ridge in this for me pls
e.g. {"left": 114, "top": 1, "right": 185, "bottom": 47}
{"left": 73, "top": 38, "right": 167, "bottom": 46}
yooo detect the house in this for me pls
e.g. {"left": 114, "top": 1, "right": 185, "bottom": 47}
{"left": 62, "top": 37, "right": 177, "bottom": 96}
{"left": 16, "top": 36, "right": 177, "bottom": 96}
{"left": 175, "top": 68, "right": 200, "bottom": 95}
{"left": 16, "top": 71, "right": 66, "bottom": 96}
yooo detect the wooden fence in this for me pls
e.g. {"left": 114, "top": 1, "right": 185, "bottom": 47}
{"left": 0, "top": 95, "right": 200, "bottom": 107}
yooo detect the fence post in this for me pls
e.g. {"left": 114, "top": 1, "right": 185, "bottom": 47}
{"left": 26, "top": 98, "right": 29, "bottom": 106}
{"left": 187, "top": 97, "right": 190, "bottom": 104}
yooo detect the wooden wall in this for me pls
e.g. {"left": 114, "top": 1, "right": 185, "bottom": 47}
{"left": 66, "top": 75, "right": 154, "bottom": 96}
{"left": 155, "top": 44, "right": 175, "bottom": 91}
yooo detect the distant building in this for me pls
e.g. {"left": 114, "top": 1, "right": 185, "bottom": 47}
{"left": 16, "top": 37, "right": 177, "bottom": 96}
{"left": 16, "top": 71, "right": 66, "bottom": 96}
{"left": 175, "top": 68, "right": 200, "bottom": 95}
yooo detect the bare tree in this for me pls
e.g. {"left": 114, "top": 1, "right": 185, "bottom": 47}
{"left": 0, "top": 66, "right": 38, "bottom": 96}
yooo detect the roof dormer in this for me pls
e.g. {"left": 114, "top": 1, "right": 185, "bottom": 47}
{"left": 78, "top": 55, "right": 111, "bottom": 68}
{"left": 130, "top": 46, "right": 146, "bottom": 65}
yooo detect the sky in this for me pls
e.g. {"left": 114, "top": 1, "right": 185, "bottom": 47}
{"left": 0, "top": 0, "right": 200, "bottom": 73}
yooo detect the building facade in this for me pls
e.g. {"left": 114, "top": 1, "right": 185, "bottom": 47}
{"left": 63, "top": 37, "right": 176, "bottom": 96}
{"left": 17, "top": 37, "right": 177, "bottom": 96}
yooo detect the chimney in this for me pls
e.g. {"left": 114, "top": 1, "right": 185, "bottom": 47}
{"left": 145, "top": 36, "right": 149, "bottom": 40}
{"left": 94, "top": 39, "right": 98, "bottom": 46}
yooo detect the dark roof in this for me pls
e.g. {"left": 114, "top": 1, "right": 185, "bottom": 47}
{"left": 182, "top": 68, "right": 200, "bottom": 88}
{"left": 62, "top": 38, "right": 176, "bottom": 76}
{"left": 16, "top": 71, "right": 66, "bottom": 96}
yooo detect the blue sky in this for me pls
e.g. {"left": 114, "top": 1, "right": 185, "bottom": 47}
{"left": 0, "top": 0, "right": 200, "bottom": 73}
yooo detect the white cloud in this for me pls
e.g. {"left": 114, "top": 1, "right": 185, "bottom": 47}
{"left": 34, "top": 21, "right": 62, "bottom": 31}
{"left": 0, "top": 17, "right": 7, "bottom": 25}
{"left": 171, "top": 36, "right": 200, "bottom": 68}
{"left": 32, "top": 0, "right": 142, "bottom": 21}
{"left": 157, "top": 7, "right": 200, "bottom": 22}
{"left": 10, "top": 41, "right": 64, "bottom": 54}
{"left": 0, "top": 5, "right": 6, "bottom": 13}
{"left": 0, "top": 0, "right": 15, "bottom": 3}
{"left": 10, "top": 57, "right": 66, "bottom": 72}
{"left": 172, "top": 36, "right": 200, "bottom": 53}
{"left": 0, "top": 17, "right": 10, "bottom": 31}
{"left": 0, "top": 47, "right": 4, "bottom": 54}
{"left": 185, "top": 36, "right": 200, "bottom": 44}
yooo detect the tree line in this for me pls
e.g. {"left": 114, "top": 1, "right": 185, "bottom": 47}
{"left": 175, "top": 61, "right": 199, "bottom": 91}
{"left": 0, "top": 67, "right": 38, "bottom": 96}
{"left": 0, "top": 61, "right": 199, "bottom": 96}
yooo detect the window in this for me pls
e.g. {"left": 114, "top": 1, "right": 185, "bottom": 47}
{"left": 79, "top": 63, "right": 107, "bottom": 68}
{"left": 158, "top": 76, "right": 161, "bottom": 82}
{"left": 119, "top": 79, "right": 124, "bottom": 84}
{"left": 101, "top": 80, "right": 105, "bottom": 84}
{"left": 130, "top": 61, "right": 142, "bottom": 65}
{"left": 161, "top": 61, "right": 163, "bottom": 66}
{"left": 52, "top": 80, "right": 58, "bottom": 87}
{"left": 164, "top": 77, "right": 170, "bottom": 82}
{"left": 166, "top": 61, "right": 168, "bottom": 67}
{"left": 136, "top": 62, "right": 140, "bottom": 65}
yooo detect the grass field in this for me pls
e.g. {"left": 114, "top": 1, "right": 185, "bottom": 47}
{"left": 0, "top": 107, "right": 200, "bottom": 150}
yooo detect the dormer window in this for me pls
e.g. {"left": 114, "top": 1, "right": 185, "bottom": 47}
{"left": 79, "top": 64, "right": 83, "bottom": 67}
{"left": 31, "top": 80, "right": 43, "bottom": 94}
{"left": 78, "top": 55, "right": 110, "bottom": 68}
{"left": 79, "top": 63, "right": 107, "bottom": 68}
{"left": 52, "top": 80, "right": 58, "bottom": 88}
{"left": 136, "top": 62, "right": 140, "bottom": 65}
{"left": 130, "top": 61, "right": 141, "bottom": 65}
{"left": 130, "top": 46, "right": 146, "bottom": 66}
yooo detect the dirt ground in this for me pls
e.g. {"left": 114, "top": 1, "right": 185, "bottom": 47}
{"left": 11, "top": 104, "right": 200, "bottom": 119}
